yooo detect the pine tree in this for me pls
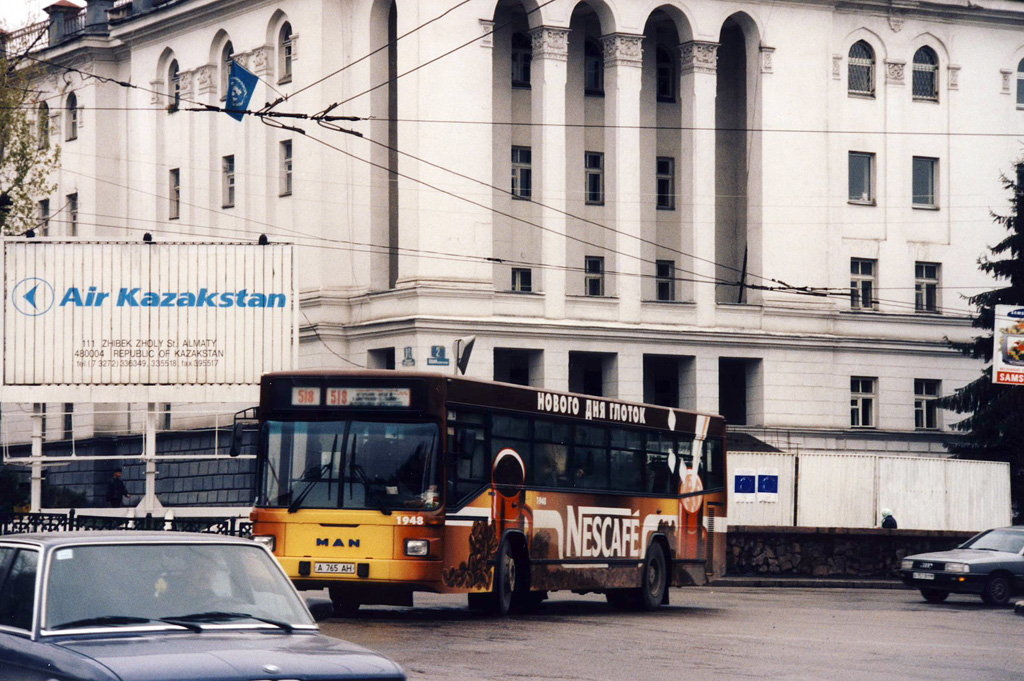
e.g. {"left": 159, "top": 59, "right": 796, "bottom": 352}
{"left": 939, "top": 163, "right": 1024, "bottom": 523}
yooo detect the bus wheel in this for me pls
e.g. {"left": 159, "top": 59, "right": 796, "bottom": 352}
{"left": 490, "top": 541, "right": 520, "bottom": 616}
{"left": 328, "top": 586, "right": 361, "bottom": 617}
{"left": 638, "top": 543, "right": 668, "bottom": 611}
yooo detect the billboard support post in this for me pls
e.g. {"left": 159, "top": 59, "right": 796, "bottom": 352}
{"left": 30, "top": 405, "right": 43, "bottom": 512}
{"left": 140, "top": 403, "right": 164, "bottom": 514}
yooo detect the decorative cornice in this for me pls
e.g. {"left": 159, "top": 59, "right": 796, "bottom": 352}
{"left": 1001, "top": 69, "right": 1012, "bottom": 94}
{"left": 680, "top": 40, "right": 718, "bottom": 75}
{"left": 479, "top": 19, "right": 494, "bottom": 48}
{"left": 249, "top": 45, "right": 271, "bottom": 77}
{"left": 602, "top": 33, "right": 643, "bottom": 68}
{"left": 760, "top": 45, "right": 775, "bottom": 74}
{"left": 885, "top": 59, "right": 905, "bottom": 85}
{"left": 530, "top": 26, "right": 570, "bottom": 61}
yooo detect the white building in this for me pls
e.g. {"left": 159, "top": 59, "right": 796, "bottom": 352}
{"left": 7, "top": 0, "right": 1024, "bottom": 457}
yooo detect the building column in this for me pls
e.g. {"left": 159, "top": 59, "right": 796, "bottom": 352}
{"left": 679, "top": 41, "right": 718, "bottom": 326}
{"left": 603, "top": 34, "right": 645, "bottom": 323}
{"left": 530, "top": 26, "right": 570, "bottom": 320}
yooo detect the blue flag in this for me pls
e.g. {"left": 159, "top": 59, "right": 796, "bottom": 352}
{"left": 225, "top": 61, "right": 258, "bottom": 121}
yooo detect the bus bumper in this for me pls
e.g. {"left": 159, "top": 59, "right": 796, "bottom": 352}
{"left": 275, "top": 555, "right": 444, "bottom": 589}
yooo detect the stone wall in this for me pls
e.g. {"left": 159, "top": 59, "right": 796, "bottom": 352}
{"left": 728, "top": 526, "right": 977, "bottom": 578}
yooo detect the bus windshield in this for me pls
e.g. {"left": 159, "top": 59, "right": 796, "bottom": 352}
{"left": 260, "top": 420, "right": 441, "bottom": 512}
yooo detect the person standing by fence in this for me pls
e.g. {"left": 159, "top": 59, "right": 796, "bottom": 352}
{"left": 106, "top": 468, "right": 130, "bottom": 508}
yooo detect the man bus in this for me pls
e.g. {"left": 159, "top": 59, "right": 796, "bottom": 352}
{"left": 246, "top": 370, "right": 726, "bottom": 616}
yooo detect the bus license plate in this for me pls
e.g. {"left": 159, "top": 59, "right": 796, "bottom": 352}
{"left": 913, "top": 572, "right": 935, "bottom": 580}
{"left": 314, "top": 562, "right": 356, "bottom": 575}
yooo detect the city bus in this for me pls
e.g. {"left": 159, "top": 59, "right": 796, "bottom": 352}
{"left": 246, "top": 370, "right": 727, "bottom": 615}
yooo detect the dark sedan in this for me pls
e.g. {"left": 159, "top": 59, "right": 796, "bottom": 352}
{"left": 0, "top": 532, "right": 405, "bottom": 681}
{"left": 900, "top": 526, "right": 1024, "bottom": 606}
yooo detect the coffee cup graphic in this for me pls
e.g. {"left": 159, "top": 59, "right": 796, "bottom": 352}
{"left": 1001, "top": 333, "right": 1024, "bottom": 367}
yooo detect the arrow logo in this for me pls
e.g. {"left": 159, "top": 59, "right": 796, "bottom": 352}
{"left": 11, "top": 278, "right": 55, "bottom": 316}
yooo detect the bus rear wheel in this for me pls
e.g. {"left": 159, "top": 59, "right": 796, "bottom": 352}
{"left": 489, "top": 540, "right": 526, "bottom": 616}
{"left": 328, "top": 586, "right": 361, "bottom": 617}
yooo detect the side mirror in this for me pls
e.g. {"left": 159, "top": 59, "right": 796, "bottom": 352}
{"left": 305, "top": 597, "right": 335, "bottom": 622}
{"left": 230, "top": 421, "right": 245, "bottom": 457}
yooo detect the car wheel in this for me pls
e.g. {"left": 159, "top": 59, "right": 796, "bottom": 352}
{"left": 981, "top": 574, "right": 1011, "bottom": 606}
{"left": 638, "top": 543, "right": 668, "bottom": 611}
{"left": 920, "top": 588, "right": 949, "bottom": 603}
{"left": 328, "top": 586, "right": 361, "bottom": 617}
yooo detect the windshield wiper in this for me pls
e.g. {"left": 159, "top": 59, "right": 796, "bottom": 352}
{"left": 288, "top": 434, "right": 339, "bottom": 513}
{"left": 349, "top": 461, "right": 392, "bottom": 516}
{"left": 50, "top": 615, "right": 157, "bottom": 630}
{"left": 162, "top": 611, "right": 294, "bottom": 632}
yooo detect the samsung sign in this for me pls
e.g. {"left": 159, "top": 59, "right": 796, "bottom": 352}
{"left": 2, "top": 240, "right": 295, "bottom": 387}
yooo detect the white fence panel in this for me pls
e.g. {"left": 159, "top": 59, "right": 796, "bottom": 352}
{"left": 943, "top": 459, "right": 1012, "bottom": 531}
{"left": 878, "top": 456, "right": 947, "bottom": 530}
{"left": 728, "top": 452, "right": 795, "bottom": 526}
{"left": 796, "top": 454, "right": 876, "bottom": 528}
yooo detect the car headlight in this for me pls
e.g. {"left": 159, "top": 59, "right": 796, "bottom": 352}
{"left": 901, "top": 559, "right": 914, "bottom": 570}
{"left": 252, "top": 534, "right": 276, "bottom": 552}
{"left": 945, "top": 562, "right": 970, "bottom": 573}
{"left": 405, "top": 539, "right": 429, "bottom": 557}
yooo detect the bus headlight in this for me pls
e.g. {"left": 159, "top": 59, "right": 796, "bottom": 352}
{"left": 405, "top": 539, "right": 429, "bottom": 557}
{"left": 252, "top": 535, "right": 276, "bottom": 552}
{"left": 945, "top": 563, "right": 970, "bottom": 573}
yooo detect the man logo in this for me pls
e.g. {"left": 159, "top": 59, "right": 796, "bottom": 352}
{"left": 316, "top": 538, "right": 360, "bottom": 548}
{"left": 11, "top": 277, "right": 55, "bottom": 316}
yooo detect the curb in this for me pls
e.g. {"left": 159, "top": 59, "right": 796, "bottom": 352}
{"left": 709, "top": 577, "right": 907, "bottom": 589}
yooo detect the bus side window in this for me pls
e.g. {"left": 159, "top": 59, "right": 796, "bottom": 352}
{"left": 448, "top": 417, "right": 488, "bottom": 504}
{"left": 701, "top": 438, "right": 725, "bottom": 489}
{"left": 532, "top": 419, "right": 570, "bottom": 488}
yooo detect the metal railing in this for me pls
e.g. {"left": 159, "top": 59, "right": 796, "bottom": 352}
{"left": 0, "top": 509, "right": 252, "bottom": 537}
{"left": 1, "top": 21, "right": 49, "bottom": 58}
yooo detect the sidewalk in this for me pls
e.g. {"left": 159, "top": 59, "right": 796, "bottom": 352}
{"left": 709, "top": 575, "right": 906, "bottom": 589}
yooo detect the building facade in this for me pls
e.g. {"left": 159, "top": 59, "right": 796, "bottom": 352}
{"left": 6, "top": 0, "right": 1024, "bottom": 473}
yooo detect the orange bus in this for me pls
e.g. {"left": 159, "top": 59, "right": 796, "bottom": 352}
{"left": 247, "top": 370, "right": 727, "bottom": 615}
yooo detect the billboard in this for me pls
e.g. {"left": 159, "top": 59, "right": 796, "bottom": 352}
{"left": 2, "top": 241, "right": 295, "bottom": 389}
{"left": 993, "top": 304, "right": 1024, "bottom": 386}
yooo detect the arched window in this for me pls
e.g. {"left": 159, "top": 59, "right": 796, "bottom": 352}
{"left": 656, "top": 45, "right": 676, "bottom": 102}
{"left": 220, "top": 40, "right": 234, "bottom": 100}
{"left": 848, "top": 41, "right": 874, "bottom": 96}
{"left": 38, "top": 102, "right": 49, "bottom": 149}
{"left": 912, "top": 46, "right": 938, "bottom": 101}
{"left": 65, "top": 92, "right": 78, "bottom": 141}
{"left": 584, "top": 39, "right": 603, "bottom": 95}
{"left": 168, "top": 59, "right": 180, "bottom": 112}
{"left": 1016, "top": 58, "right": 1024, "bottom": 109}
{"left": 278, "top": 22, "right": 293, "bottom": 83}
{"left": 511, "top": 32, "right": 531, "bottom": 87}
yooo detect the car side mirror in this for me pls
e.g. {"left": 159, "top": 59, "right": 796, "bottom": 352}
{"left": 230, "top": 421, "right": 245, "bottom": 457}
{"left": 306, "top": 597, "right": 335, "bottom": 622}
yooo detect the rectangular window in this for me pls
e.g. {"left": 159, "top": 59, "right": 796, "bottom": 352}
{"left": 511, "top": 267, "right": 532, "bottom": 292}
{"left": 656, "top": 157, "right": 675, "bottom": 210}
{"left": 656, "top": 260, "right": 675, "bottom": 301}
{"left": 511, "top": 34, "right": 532, "bottom": 87}
{"left": 38, "top": 199, "right": 50, "bottom": 236}
{"left": 912, "top": 156, "right": 937, "bottom": 207}
{"left": 279, "top": 140, "right": 293, "bottom": 196}
{"left": 222, "top": 155, "right": 235, "bottom": 208}
{"left": 66, "top": 193, "right": 78, "bottom": 236}
{"left": 585, "top": 152, "right": 604, "bottom": 205}
{"left": 914, "top": 379, "right": 940, "bottom": 430}
{"left": 63, "top": 403, "right": 73, "bottom": 440}
{"left": 850, "top": 377, "right": 876, "bottom": 428}
{"left": 850, "top": 258, "right": 876, "bottom": 311}
{"left": 915, "top": 262, "right": 940, "bottom": 313}
{"left": 848, "top": 152, "right": 874, "bottom": 203}
{"left": 511, "top": 146, "right": 532, "bottom": 200}
{"left": 169, "top": 168, "right": 180, "bottom": 220}
{"left": 0, "top": 549, "right": 38, "bottom": 631}
{"left": 584, "top": 256, "right": 604, "bottom": 296}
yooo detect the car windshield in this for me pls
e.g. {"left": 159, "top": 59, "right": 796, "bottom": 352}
{"left": 260, "top": 420, "right": 441, "bottom": 512}
{"left": 44, "top": 543, "right": 313, "bottom": 631}
{"left": 961, "top": 529, "right": 1024, "bottom": 554}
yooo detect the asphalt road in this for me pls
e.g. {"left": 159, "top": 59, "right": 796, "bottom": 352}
{"left": 318, "top": 587, "right": 1023, "bottom": 681}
